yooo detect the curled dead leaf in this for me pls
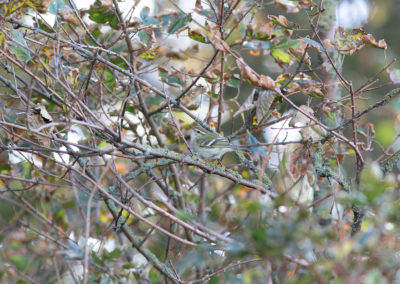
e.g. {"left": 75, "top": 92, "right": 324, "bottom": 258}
{"left": 237, "top": 59, "right": 260, "bottom": 85}
{"left": 362, "top": 34, "right": 387, "bottom": 49}
{"left": 260, "top": 75, "right": 275, "bottom": 90}
{"left": 269, "top": 15, "right": 299, "bottom": 30}
{"left": 209, "top": 23, "right": 231, "bottom": 52}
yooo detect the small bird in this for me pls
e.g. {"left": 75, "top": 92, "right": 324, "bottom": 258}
{"left": 289, "top": 105, "right": 326, "bottom": 142}
{"left": 190, "top": 126, "right": 245, "bottom": 160}
{"left": 234, "top": 89, "right": 281, "bottom": 125}
{"left": 27, "top": 103, "right": 54, "bottom": 147}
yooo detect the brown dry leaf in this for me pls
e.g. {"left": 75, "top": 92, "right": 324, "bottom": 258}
{"left": 295, "top": 72, "right": 312, "bottom": 80}
{"left": 260, "top": 75, "right": 275, "bottom": 90}
{"left": 61, "top": 46, "right": 73, "bottom": 56}
{"left": 128, "top": 17, "right": 141, "bottom": 27}
{"left": 247, "top": 22, "right": 275, "bottom": 41}
{"left": 249, "top": 49, "right": 260, "bottom": 56}
{"left": 159, "top": 48, "right": 185, "bottom": 60}
{"left": 271, "top": 111, "right": 281, "bottom": 118}
{"left": 243, "top": 66, "right": 259, "bottom": 85}
{"left": 115, "top": 162, "right": 129, "bottom": 174}
{"left": 326, "top": 28, "right": 387, "bottom": 55}
{"left": 274, "top": 1, "right": 300, "bottom": 13}
{"left": 362, "top": 34, "right": 387, "bottom": 49}
{"left": 301, "top": 85, "right": 325, "bottom": 98}
{"left": 299, "top": 0, "right": 314, "bottom": 8}
{"left": 33, "top": 0, "right": 51, "bottom": 13}
{"left": 365, "top": 123, "right": 375, "bottom": 138}
{"left": 209, "top": 121, "right": 217, "bottom": 128}
{"left": 290, "top": 39, "right": 311, "bottom": 65}
{"left": 287, "top": 150, "right": 300, "bottom": 179}
{"left": 259, "top": 22, "right": 275, "bottom": 38}
{"left": 209, "top": 23, "right": 231, "bottom": 52}
{"left": 210, "top": 35, "right": 230, "bottom": 52}
{"left": 377, "top": 39, "right": 387, "bottom": 49}
{"left": 60, "top": 11, "right": 79, "bottom": 25}
{"left": 0, "top": 149, "right": 9, "bottom": 165}
{"left": 287, "top": 82, "right": 300, "bottom": 93}
{"left": 236, "top": 59, "right": 260, "bottom": 85}
{"left": 42, "top": 47, "right": 53, "bottom": 59}
{"left": 324, "top": 39, "right": 336, "bottom": 49}
{"left": 270, "top": 15, "right": 299, "bottom": 30}
{"left": 195, "top": 0, "right": 203, "bottom": 9}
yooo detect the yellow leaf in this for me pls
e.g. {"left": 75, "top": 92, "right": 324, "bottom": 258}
{"left": 121, "top": 209, "right": 135, "bottom": 225}
{"left": 98, "top": 211, "right": 112, "bottom": 223}
{"left": 6, "top": 1, "right": 25, "bottom": 15}
{"left": 139, "top": 47, "right": 160, "bottom": 60}
{"left": 0, "top": 32, "right": 4, "bottom": 47}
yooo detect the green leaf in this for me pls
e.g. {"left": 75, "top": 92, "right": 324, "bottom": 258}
{"left": 208, "top": 92, "right": 219, "bottom": 99}
{"left": 0, "top": 164, "right": 11, "bottom": 171}
{"left": 108, "top": 248, "right": 123, "bottom": 259}
{"left": 273, "top": 39, "right": 300, "bottom": 50}
{"left": 55, "top": 209, "right": 68, "bottom": 227}
{"left": 176, "top": 210, "right": 194, "bottom": 222}
{"left": 17, "top": 161, "right": 32, "bottom": 179}
{"left": 122, "top": 262, "right": 137, "bottom": 269}
{"left": 86, "top": 27, "right": 100, "bottom": 46}
{"left": 301, "top": 37, "right": 322, "bottom": 51}
{"left": 140, "top": 6, "right": 150, "bottom": 20}
{"left": 86, "top": 4, "right": 120, "bottom": 29}
{"left": 89, "top": 11, "right": 114, "bottom": 24}
{"left": 376, "top": 120, "right": 396, "bottom": 148}
{"left": 103, "top": 69, "right": 116, "bottom": 90}
{"left": 159, "top": 68, "right": 184, "bottom": 87}
{"left": 37, "top": 19, "right": 54, "bottom": 33}
{"left": 49, "top": 0, "right": 68, "bottom": 15}
{"left": 227, "top": 75, "right": 240, "bottom": 88}
{"left": 102, "top": 248, "right": 123, "bottom": 262}
{"left": 270, "top": 48, "right": 291, "bottom": 64}
{"left": 168, "top": 13, "right": 192, "bottom": 34}
{"left": 110, "top": 57, "right": 128, "bottom": 69}
{"left": 125, "top": 105, "right": 136, "bottom": 114}
{"left": 140, "top": 6, "right": 159, "bottom": 25}
{"left": 159, "top": 13, "right": 171, "bottom": 27}
{"left": 146, "top": 94, "right": 164, "bottom": 107}
{"left": 109, "top": 14, "right": 119, "bottom": 29}
{"left": 246, "top": 28, "right": 271, "bottom": 41}
{"left": 92, "top": 27, "right": 100, "bottom": 39}
{"left": 360, "top": 162, "right": 392, "bottom": 204}
{"left": 270, "top": 39, "right": 300, "bottom": 66}
{"left": 188, "top": 28, "right": 210, "bottom": 43}
{"left": 138, "top": 29, "right": 152, "bottom": 47}
{"left": 9, "top": 255, "right": 27, "bottom": 271}
{"left": 9, "top": 30, "right": 30, "bottom": 61}
{"left": 91, "top": 251, "right": 105, "bottom": 266}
